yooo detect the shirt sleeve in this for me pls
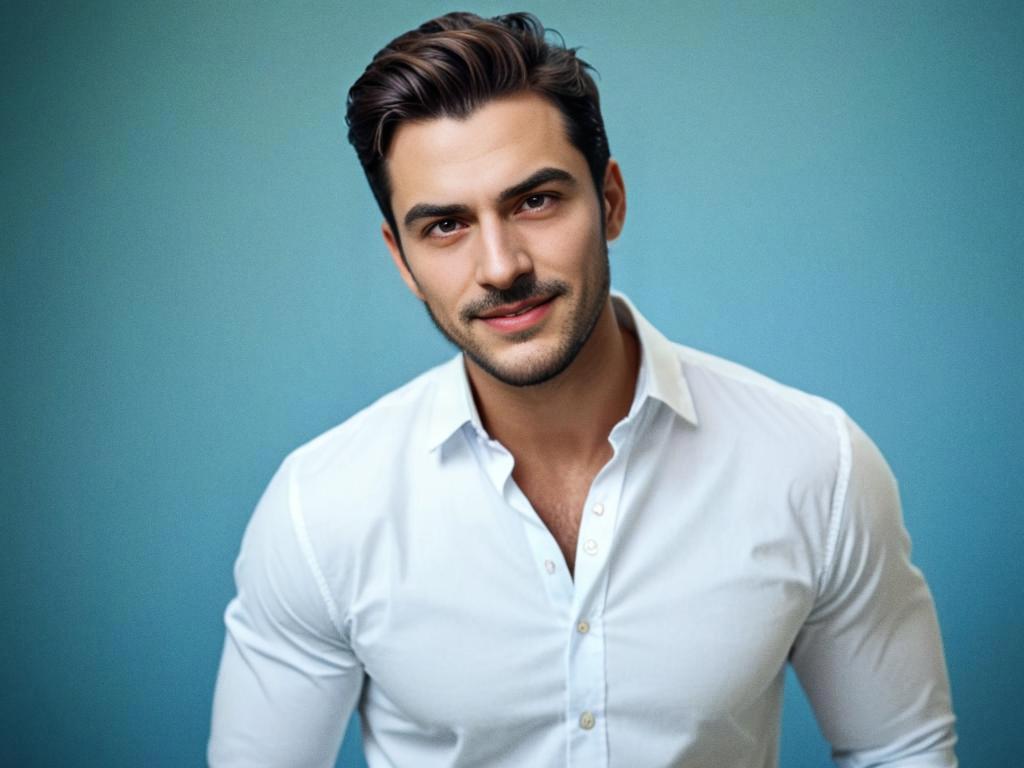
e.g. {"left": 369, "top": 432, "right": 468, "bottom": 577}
{"left": 789, "top": 417, "right": 958, "bottom": 767}
{"left": 208, "top": 458, "right": 364, "bottom": 767}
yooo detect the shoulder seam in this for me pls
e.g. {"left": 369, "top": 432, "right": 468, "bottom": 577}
{"left": 820, "top": 412, "right": 853, "bottom": 592}
{"left": 284, "top": 456, "right": 348, "bottom": 643}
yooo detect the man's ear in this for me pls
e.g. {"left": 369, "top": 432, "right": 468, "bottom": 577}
{"left": 382, "top": 222, "right": 425, "bottom": 301}
{"left": 602, "top": 158, "right": 627, "bottom": 242}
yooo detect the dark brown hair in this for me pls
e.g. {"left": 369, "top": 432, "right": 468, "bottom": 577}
{"left": 345, "top": 11, "right": 610, "bottom": 240}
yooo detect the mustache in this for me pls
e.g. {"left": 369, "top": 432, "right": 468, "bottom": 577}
{"left": 460, "top": 276, "right": 569, "bottom": 323}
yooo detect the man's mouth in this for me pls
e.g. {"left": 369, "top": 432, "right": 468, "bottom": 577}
{"left": 474, "top": 295, "right": 556, "bottom": 333}
{"left": 477, "top": 296, "right": 551, "bottom": 320}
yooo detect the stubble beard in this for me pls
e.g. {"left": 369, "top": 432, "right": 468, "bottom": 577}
{"left": 421, "top": 243, "right": 611, "bottom": 388}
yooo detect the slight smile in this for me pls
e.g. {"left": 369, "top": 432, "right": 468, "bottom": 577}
{"left": 475, "top": 296, "right": 556, "bottom": 334}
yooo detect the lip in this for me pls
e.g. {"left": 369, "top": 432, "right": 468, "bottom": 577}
{"left": 476, "top": 296, "right": 555, "bottom": 334}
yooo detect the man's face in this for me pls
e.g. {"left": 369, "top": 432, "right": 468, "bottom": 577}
{"left": 382, "top": 92, "right": 625, "bottom": 387}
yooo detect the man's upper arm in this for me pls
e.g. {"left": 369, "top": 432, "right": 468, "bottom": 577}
{"left": 208, "top": 457, "right": 364, "bottom": 768}
{"left": 790, "top": 417, "right": 957, "bottom": 767}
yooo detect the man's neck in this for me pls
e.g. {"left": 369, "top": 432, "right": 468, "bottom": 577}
{"left": 466, "top": 298, "right": 640, "bottom": 469}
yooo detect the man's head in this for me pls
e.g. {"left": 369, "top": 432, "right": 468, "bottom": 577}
{"left": 345, "top": 12, "right": 625, "bottom": 388}
{"left": 346, "top": 11, "right": 611, "bottom": 248}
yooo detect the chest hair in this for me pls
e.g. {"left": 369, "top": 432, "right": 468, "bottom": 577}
{"left": 513, "top": 461, "right": 602, "bottom": 576}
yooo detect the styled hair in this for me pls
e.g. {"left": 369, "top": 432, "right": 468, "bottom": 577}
{"left": 345, "top": 11, "right": 610, "bottom": 239}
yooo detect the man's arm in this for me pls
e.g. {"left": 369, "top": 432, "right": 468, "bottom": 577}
{"left": 790, "top": 417, "right": 957, "bottom": 767}
{"left": 208, "top": 458, "right": 364, "bottom": 767}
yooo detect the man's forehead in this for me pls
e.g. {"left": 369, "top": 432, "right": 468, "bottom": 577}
{"left": 385, "top": 92, "right": 584, "bottom": 205}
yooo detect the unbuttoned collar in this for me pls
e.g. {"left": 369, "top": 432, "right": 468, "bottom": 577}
{"left": 426, "top": 291, "right": 699, "bottom": 453}
{"left": 426, "top": 353, "right": 487, "bottom": 452}
{"left": 612, "top": 292, "right": 698, "bottom": 427}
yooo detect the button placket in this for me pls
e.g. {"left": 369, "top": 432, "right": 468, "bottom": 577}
{"left": 564, "top": 441, "right": 634, "bottom": 768}
{"left": 566, "top": 496, "right": 613, "bottom": 767}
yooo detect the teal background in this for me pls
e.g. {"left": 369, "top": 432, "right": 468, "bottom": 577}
{"left": 3, "top": 1, "right": 1021, "bottom": 765}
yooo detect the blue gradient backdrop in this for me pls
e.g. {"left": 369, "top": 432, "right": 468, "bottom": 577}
{"left": 3, "top": 2, "right": 1021, "bottom": 766}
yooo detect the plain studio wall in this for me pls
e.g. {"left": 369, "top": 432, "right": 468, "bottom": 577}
{"left": 3, "top": 1, "right": 1021, "bottom": 765}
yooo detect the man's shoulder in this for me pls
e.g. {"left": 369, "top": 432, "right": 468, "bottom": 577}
{"left": 281, "top": 356, "right": 457, "bottom": 497}
{"left": 669, "top": 341, "right": 853, "bottom": 473}
{"left": 674, "top": 342, "right": 845, "bottom": 423}
{"left": 664, "top": 341, "right": 868, "bottom": 553}
{"left": 620, "top": 295, "right": 847, "bottom": 440}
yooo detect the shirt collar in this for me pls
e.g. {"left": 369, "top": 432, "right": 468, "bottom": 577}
{"left": 611, "top": 292, "right": 698, "bottom": 427}
{"left": 426, "top": 353, "right": 483, "bottom": 452}
{"left": 426, "top": 291, "right": 698, "bottom": 452}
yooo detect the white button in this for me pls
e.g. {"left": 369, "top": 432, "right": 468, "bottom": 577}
{"left": 544, "top": 559, "right": 556, "bottom": 574}
{"left": 593, "top": 503, "right": 605, "bottom": 516}
{"left": 577, "top": 620, "right": 590, "bottom": 634}
{"left": 583, "top": 538, "right": 598, "bottom": 555}
{"left": 579, "top": 710, "right": 596, "bottom": 730}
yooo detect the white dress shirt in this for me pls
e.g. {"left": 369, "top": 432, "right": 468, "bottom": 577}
{"left": 209, "top": 294, "right": 957, "bottom": 767}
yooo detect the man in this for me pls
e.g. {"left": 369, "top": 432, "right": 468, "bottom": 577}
{"left": 209, "top": 12, "right": 957, "bottom": 767}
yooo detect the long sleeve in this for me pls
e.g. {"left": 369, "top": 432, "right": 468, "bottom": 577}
{"left": 790, "top": 418, "right": 957, "bottom": 767}
{"left": 208, "top": 458, "right": 364, "bottom": 767}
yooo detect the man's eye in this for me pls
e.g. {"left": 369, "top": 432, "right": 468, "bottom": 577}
{"left": 522, "top": 194, "right": 550, "bottom": 210}
{"left": 428, "top": 219, "right": 462, "bottom": 237}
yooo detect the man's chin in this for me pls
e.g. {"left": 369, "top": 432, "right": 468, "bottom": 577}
{"left": 465, "top": 346, "right": 576, "bottom": 388}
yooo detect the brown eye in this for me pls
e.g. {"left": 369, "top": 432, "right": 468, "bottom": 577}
{"left": 523, "top": 194, "right": 547, "bottom": 209}
{"left": 427, "top": 218, "right": 463, "bottom": 238}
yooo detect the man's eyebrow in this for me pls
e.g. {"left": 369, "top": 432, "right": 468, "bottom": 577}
{"left": 498, "top": 167, "right": 576, "bottom": 203}
{"left": 401, "top": 167, "right": 577, "bottom": 230}
{"left": 403, "top": 203, "right": 471, "bottom": 230}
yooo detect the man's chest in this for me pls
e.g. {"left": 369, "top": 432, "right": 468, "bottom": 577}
{"left": 343, "top": 462, "right": 820, "bottom": 735}
{"left": 509, "top": 442, "right": 617, "bottom": 574}
{"left": 513, "top": 469, "right": 592, "bottom": 574}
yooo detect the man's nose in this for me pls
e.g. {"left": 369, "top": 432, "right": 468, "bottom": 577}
{"left": 474, "top": 219, "right": 533, "bottom": 289}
